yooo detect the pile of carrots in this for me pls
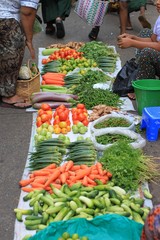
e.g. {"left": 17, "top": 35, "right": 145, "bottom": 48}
{"left": 41, "top": 72, "right": 66, "bottom": 86}
{"left": 19, "top": 161, "right": 112, "bottom": 193}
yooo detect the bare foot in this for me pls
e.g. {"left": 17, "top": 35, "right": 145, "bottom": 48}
{"left": 127, "top": 93, "right": 136, "bottom": 100}
{"left": 2, "top": 95, "right": 25, "bottom": 104}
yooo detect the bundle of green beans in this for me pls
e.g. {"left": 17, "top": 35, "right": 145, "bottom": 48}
{"left": 66, "top": 140, "right": 97, "bottom": 165}
{"left": 28, "top": 138, "right": 66, "bottom": 171}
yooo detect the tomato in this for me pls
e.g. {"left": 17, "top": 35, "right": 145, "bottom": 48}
{"left": 72, "top": 113, "right": 78, "bottom": 121}
{"left": 57, "top": 104, "right": 66, "bottom": 110}
{"left": 82, "top": 119, "right": 89, "bottom": 126}
{"left": 66, "top": 119, "right": 71, "bottom": 126}
{"left": 61, "top": 128, "right": 68, "bottom": 134}
{"left": 77, "top": 113, "right": 86, "bottom": 122}
{"left": 36, "top": 120, "right": 42, "bottom": 127}
{"left": 56, "top": 108, "right": 64, "bottom": 115}
{"left": 77, "top": 108, "right": 84, "bottom": 114}
{"left": 53, "top": 118, "right": 60, "bottom": 125}
{"left": 66, "top": 125, "right": 71, "bottom": 132}
{"left": 59, "top": 121, "right": 67, "bottom": 128}
{"left": 41, "top": 103, "right": 51, "bottom": 111}
{"left": 54, "top": 127, "right": 61, "bottom": 134}
{"left": 36, "top": 116, "right": 41, "bottom": 122}
{"left": 38, "top": 109, "right": 46, "bottom": 116}
{"left": 77, "top": 103, "right": 85, "bottom": 109}
{"left": 73, "top": 120, "right": 80, "bottom": 125}
{"left": 59, "top": 112, "right": 68, "bottom": 121}
{"left": 41, "top": 114, "right": 50, "bottom": 123}
{"left": 42, "top": 59, "right": 47, "bottom": 64}
{"left": 71, "top": 108, "right": 78, "bottom": 113}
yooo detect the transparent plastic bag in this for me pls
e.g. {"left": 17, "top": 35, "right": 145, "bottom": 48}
{"left": 90, "top": 128, "right": 146, "bottom": 150}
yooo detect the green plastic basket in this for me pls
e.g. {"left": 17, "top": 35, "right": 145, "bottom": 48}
{"left": 132, "top": 79, "right": 160, "bottom": 115}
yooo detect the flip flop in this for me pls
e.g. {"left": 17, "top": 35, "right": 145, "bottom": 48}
{"left": 2, "top": 96, "right": 25, "bottom": 105}
{"left": 55, "top": 19, "right": 65, "bottom": 39}
{"left": 13, "top": 102, "right": 32, "bottom": 109}
{"left": 88, "top": 26, "right": 100, "bottom": 41}
{"left": 45, "top": 25, "right": 55, "bottom": 35}
{"left": 126, "top": 26, "right": 133, "bottom": 30}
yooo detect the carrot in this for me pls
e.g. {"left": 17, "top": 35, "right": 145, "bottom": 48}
{"left": 82, "top": 176, "right": 88, "bottom": 186}
{"left": 80, "top": 164, "right": 89, "bottom": 169}
{"left": 86, "top": 177, "right": 97, "bottom": 186}
{"left": 19, "top": 178, "right": 34, "bottom": 187}
{"left": 60, "top": 162, "right": 67, "bottom": 173}
{"left": 90, "top": 170, "right": 99, "bottom": 175}
{"left": 41, "top": 80, "right": 46, "bottom": 85}
{"left": 44, "top": 169, "right": 61, "bottom": 187}
{"left": 33, "top": 177, "right": 47, "bottom": 184}
{"left": 42, "top": 72, "right": 66, "bottom": 78}
{"left": 74, "top": 167, "right": 91, "bottom": 181}
{"left": 65, "top": 160, "right": 74, "bottom": 172}
{"left": 107, "top": 172, "right": 112, "bottom": 178}
{"left": 50, "top": 183, "right": 62, "bottom": 189}
{"left": 43, "top": 163, "right": 57, "bottom": 169}
{"left": 68, "top": 171, "right": 76, "bottom": 176}
{"left": 59, "top": 172, "right": 68, "bottom": 184}
{"left": 32, "top": 170, "right": 50, "bottom": 176}
{"left": 98, "top": 178, "right": 107, "bottom": 184}
{"left": 54, "top": 178, "right": 61, "bottom": 184}
{"left": 96, "top": 162, "right": 103, "bottom": 175}
{"left": 30, "top": 182, "right": 45, "bottom": 188}
{"left": 21, "top": 187, "right": 43, "bottom": 192}
{"left": 43, "top": 79, "right": 65, "bottom": 85}
{"left": 89, "top": 174, "right": 101, "bottom": 180}
{"left": 70, "top": 165, "right": 80, "bottom": 171}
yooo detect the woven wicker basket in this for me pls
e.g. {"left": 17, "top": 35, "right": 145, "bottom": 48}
{"left": 16, "top": 60, "right": 40, "bottom": 102}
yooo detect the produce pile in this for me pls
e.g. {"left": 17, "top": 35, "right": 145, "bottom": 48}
{"left": 14, "top": 42, "right": 160, "bottom": 240}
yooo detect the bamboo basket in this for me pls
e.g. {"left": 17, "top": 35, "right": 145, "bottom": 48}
{"left": 16, "top": 60, "right": 40, "bottom": 102}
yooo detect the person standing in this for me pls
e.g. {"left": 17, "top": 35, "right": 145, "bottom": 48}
{"left": 40, "top": 0, "right": 71, "bottom": 39}
{"left": 88, "top": 0, "right": 129, "bottom": 40}
{"left": 0, "top": 0, "right": 39, "bottom": 108}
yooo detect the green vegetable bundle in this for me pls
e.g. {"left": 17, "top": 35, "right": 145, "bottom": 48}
{"left": 99, "top": 141, "right": 160, "bottom": 192}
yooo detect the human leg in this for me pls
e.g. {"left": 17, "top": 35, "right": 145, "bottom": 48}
{"left": 88, "top": 26, "right": 100, "bottom": 40}
{"left": 136, "top": 48, "right": 160, "bottom": 79}
{"left": 119, "top": 1, "right": 128, "bottom": 34}
{"left": 0, "top": 19, "right": 25, "bottom": 103}
{"left": 138, "top": 5, "right": 151, "bottom": 29}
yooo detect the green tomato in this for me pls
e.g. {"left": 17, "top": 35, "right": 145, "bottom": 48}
{"left": 76, "top": 122, "right": 84, "bottom": 128}
{"left": 58, "top": 134, "right": 66, "bottom": 141}
{"left": 37, "top": 135, "right": 45, "bottom": 142}
{"left": 40, "top": 128, "right": 48, "bottom": 136}
{"left": 42, "top": 122, "right": 50, "bottom": 129}
{"left": 36, "top": 126, "right": 42, "bottom": 134}
{"left": 72, "top": 125, "right": 79, "bottom": 134}
{"left": 79, "top": 126, "right": 87, "bottom": 134}
{"left": 72, "top": 233, "right": 79, "bottom": 240}
{"left": 81, "top": 237, "right": 89, "bottom": 240}
{"left": 46, "top": 132, "right": 52, "bottom": 139}
{"left": 48, "top": 125, "right": 54, "bottom": 133}
{"left": 77, "top": 136, "right": 84, "bottom": 141}
{"left": 62, "top": 232, "right": 70, "bottom": 239}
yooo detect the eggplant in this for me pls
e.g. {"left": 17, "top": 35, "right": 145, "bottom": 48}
{"left": 31, "top": 92, "right": 78, "bottom": 104}
{"left": 32, "top": 101, "right": 72, "bottom": 109}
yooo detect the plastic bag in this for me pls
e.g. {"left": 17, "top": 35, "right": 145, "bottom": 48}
{"left": 18, "top": 65, "right": 31, "bottom": 80}
{"left": 29, "top": 214, "right": 143, "bottom": 240}
{"left": 74, "top": 0, "right": 109, "bottom": 26}
{"left": 33, "top": 15, "right": 42, "bottom": 34}
{"left": 90, "top": 128, "right": 146, "bottom": 150}
{"left": 90, "top": 111, "right": 136, "bottom": 134}
{"left": 112, "top": 58, "right": 138, "bottom": 97}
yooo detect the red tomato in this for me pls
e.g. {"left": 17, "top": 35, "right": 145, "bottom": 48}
{"left": 78, "top": 113, "right": 86, "bottom": 122}
{"left": 38, "top": 109, "right": 46, "bottom": 116}
{"left": 36, "top": 120, "right": 42, "bottom": 127}
{"left": 41, "top": 114, "right": 50, "bottom": 123}
{"left": 53, "top": 118, "right": 60, "bottom": 125}
{"left": 72, "top": 113, "right": 78, "bottom": 120}
{"left": 82, "top": 119, "right": 89, "bottom": 126}
{"left": 77, "top": 103, "right": 85, "bottom": 109}
{"left": 59, "top": 112, "right": 68, "bottom": 121}
{"left": 73, "top": 120, "right": 80, "bottom": 125}
{"left": 42, "top": 59, "right": 47, "bottom": 64}
{"left": 41, "top": 103, "right": 52, "bottom": 111}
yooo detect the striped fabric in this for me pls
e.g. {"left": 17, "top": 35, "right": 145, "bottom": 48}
{"left": 75, "top": 0, "right": 109, "bottom": 26}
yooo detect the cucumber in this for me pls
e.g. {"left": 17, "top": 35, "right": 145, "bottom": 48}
{"left": 42, "top": 48, "right": 59, "bottom": 56}
{"left": 143, "top": 189, "right": 152, "bottom": 199}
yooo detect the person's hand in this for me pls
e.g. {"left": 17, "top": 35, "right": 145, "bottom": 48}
{"left": 117, "top": 37, "right": 133, "bottom": 49}
{"left": 26, "top": 40, "right": 36, "bottom": 59}
{"left": 117, "top": 33, "right": 133, "bottom": 40}
{"left": 156, "top": 2, "right": 160, "bottom": 13}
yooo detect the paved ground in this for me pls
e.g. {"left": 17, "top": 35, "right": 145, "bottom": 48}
{"left": 0, "top": 4, "right": 160, "bottom": 240}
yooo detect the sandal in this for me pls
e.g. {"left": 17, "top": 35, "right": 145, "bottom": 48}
{"left": 56, "top": 19, "right": 65, "bottom": 39}
{"left": 88, "top": 26, "right": 100, "bottom": 41}
{"left": 45, "top": 25, "right": 55, "bottom": 35}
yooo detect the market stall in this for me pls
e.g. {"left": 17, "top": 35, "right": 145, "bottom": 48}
{"left": 13, "top": 41, "right": 159, "bottom": 240}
